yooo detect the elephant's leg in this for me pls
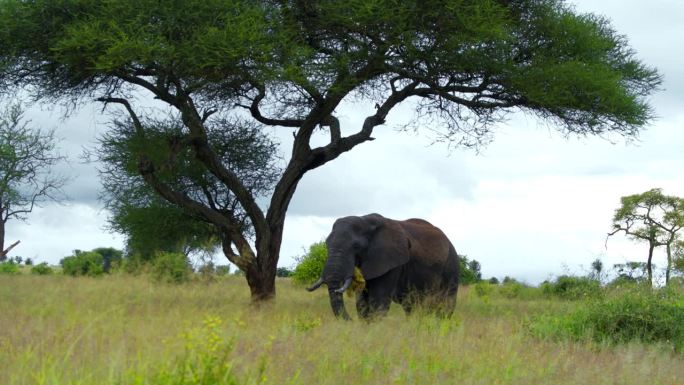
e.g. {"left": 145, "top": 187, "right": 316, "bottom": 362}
{"left": 365, "top": 269, "right": 401, "bottom": 319}
{"left": 436, "top": 281, "right": 459, "bottom": 318}
{"left": 356, "top": 290, "right": 370, "bottom": 319}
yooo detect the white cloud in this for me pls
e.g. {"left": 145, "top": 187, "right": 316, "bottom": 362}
{"left": 6, "top": 204, "right": 124, "bottom": 264}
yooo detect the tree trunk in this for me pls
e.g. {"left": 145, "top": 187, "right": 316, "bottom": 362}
{"left": 245, "top": 263, "right": 276, "bottom": 301}
{"left": 647, "top": 241, "right": 655, "bottom": 286}
{"left": 243, "top": 221, "right": 286, "bottom": 302}
{"left": 0, "top": 221, "right": 4, "bottom": 262}
{"left": 665, "top": 242, "right": 672, "bottom": 285}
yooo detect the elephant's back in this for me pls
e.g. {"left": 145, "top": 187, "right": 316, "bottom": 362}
{"left": 398, "top": 219, "right": 451, "bottom": 264}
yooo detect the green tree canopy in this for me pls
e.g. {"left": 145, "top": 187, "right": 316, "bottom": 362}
{"left": 0, "top": 0, "right": 661, "bottom": 301}
{"left": 97, "top": 115, "right": 279, "bottom": 262}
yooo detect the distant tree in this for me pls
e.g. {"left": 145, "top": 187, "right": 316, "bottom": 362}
{"left": 612, "top": 262, "right": 649, "bottom": 284}
{"left": 0, "top": 0, "right": 661, "bottom": 300}
{"left": 673, "top": 240, "right": 684, "bottom": 276}
{"left": 607, "top": 189, "right": 684, "bottom": 285}
{"left": 0, "top": 104, "right": 67, "bottom": 261}
{"left": 590, "top": 258, "right": 604, "bottom": 282}
{"left": 488, "top": 277, "right": 500, "bottom": 285}
{"left": 502, "top": 276, "right": 520, "bottom": 285}
{"left": 215, "top": 265, "right": 231, "bottom": 276}
{"left": 91, "top": 247, "right": 123, "bottom": 273}
{"left": 276, "top": 267, "right": 293, "bottom": 278}
{"left": 459, "top": 255, "right": 483, "bottom": 285}
{"left": 23, "top": 257, "right": 32, "bottom": 266}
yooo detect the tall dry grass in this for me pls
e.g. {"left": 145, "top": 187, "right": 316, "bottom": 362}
{"left": 1, "top": 274, "right": 682, "bottom": 384}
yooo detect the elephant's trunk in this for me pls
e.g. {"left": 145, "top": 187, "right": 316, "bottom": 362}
{"left": 328, "top": 288, "right": 351, "bottom": 320}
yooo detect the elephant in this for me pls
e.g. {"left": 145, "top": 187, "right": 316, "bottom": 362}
{"left": 307, "top": 213, "right": 460, "bottom": 320}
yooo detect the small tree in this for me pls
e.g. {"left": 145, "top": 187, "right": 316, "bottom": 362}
{"left": 590, "top": 258, "right": 604, "bottom": 283}
{"left": 459, "top": 255, "right": 483, "bottom": 285}
{"left": 0, "top": 104, "right": 67, "bottom": 261}
{"left": 607, "top": 189, "right": 684, "bottom": 285}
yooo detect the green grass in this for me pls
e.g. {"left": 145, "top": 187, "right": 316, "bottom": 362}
{"left": 1, "top": 275, "right": 683, "bottom": 384}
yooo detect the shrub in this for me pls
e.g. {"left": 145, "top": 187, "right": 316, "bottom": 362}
{"left": 292, "top": 241, "right": 327, "bottom": 286}
{"left": 60, "top": 251, "right": 104, "bottom": 276}
{"left": 499, "top": 281, "right": 524, "bottom": 299}
{"left": 30, "top": 263, "right": 53, "bottom": 275}
{"left": 0, "top": 261, "right": 20, "bottom": 274}
{"left": 542, "top": 275, "right": 602, "bottom": 300}
{"left": 151, "top": 252, "right": 192, "bottom": 284}
{"left": 473, "top": 281, "right": 494, "bottom": 298}
{"left": 530, "top": 286, "right": 684, "bottom": 351}
{"left": 215, "top": 265, "right": 231, "bottom": 276}
{"left": 276, "top": 266, "right": 293, "bottom": 277}
{"left": 123, "top": 316, "right": 249, "bottom": 384}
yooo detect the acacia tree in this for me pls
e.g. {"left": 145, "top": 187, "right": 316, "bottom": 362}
{"left": 607, "top": 189, "right": 684, "bottom": 285}
{"left": 0, "top": 104, "right": 67, "bottom": 261}
{"left": 0, "top": 0, "right": 660, "bottom": 300}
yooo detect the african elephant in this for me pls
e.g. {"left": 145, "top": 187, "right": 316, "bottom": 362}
{"left": 307, "top": 213, "right": 459, "bottom": 320}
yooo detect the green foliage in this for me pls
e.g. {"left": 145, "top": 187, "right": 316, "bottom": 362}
{"left": 215, "top": 265, "right": 231, "bottom": 276}
{"left": 530, "top": 286, "right": 684, "bottom": 351}
{"left": 541, "top": 275, "right": 602, "bottom": 300}
{"left": 459, "top": 255, "right": 482, "bottom": 285}
{"left": 609, "top": 188, "right": 684, "bottom": 285}
{"left": 122, "top": 316, "right": 248, "bottom": 385}
{"left": 60, "top": 251, "right": 105, "bottom": 277}
{"left": 499, "top": 280, "right": 525, "bottom": 299}
{"left": 151, "top": 252, "right": 192, "bottom": 284}
{"left": 292, "top": 242, "right": 327, "bottom": 286}
{"left": 98, "top": 116, "right": 278, "bottom": 262}
{"left": 473, "top": 281, "right": 494, "bottom": 298}
{"left": 0, "top": 261, "right": 20, "bottom": 274}
{"left": 30, "top": 262, "right": 53, "bottom": 275}
{"left": 276, "top": 267, "right": 293, "bottom": 278}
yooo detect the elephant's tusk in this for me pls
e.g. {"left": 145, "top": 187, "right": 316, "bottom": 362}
{"left": 306, "top": 277, "right": 325, "bottom": 292}
{"left": 334, "top": 276, "right": 353, "bottom": 294}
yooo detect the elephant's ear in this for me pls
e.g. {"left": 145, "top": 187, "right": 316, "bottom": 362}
{"left": 360, "top": 217, "right": 410, "bottom": 280}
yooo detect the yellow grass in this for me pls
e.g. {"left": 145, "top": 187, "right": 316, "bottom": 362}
{"left": 1, "top": 274, "right": 682, "bottom": 384}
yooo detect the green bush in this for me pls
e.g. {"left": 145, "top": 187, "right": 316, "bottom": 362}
{"left": 122, "top": 316, "right": 249, "bottom": 384}
{"left": 60, "top": 251, "right": 104, "bottom": 276}
{"left": 473, "top": 281, "right": 494, "bottom": 298}
{"left": 151, "top": 252, "right": 192, "bottom": 284}
{"left": 30, "top": 263, "right": 53, "bottom": 275}
{"left": 530, "top": 287, "right": 684, "bottom": 351}
{"left": 291, "top": 241, "right": 327, "bottom": 286}
{"left": 542, "top": 275, "right": 602, "bottom": 300}
{"left": 215, "top": 265, "right": 231, "bottom": 276}
{"left": 499, "top": 281, "right": 524, "bottom": 299}
{"left": 0, "top": 261, "right": 20, "bottom": 274}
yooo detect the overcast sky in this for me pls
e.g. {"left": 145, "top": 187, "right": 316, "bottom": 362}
{"left": 5, "top": 0, "right": 684, "bottom": 284}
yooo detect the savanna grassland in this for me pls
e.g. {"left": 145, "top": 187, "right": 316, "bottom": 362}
{"left": 1, "top": 275, "right": 683, "bottom": 385}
